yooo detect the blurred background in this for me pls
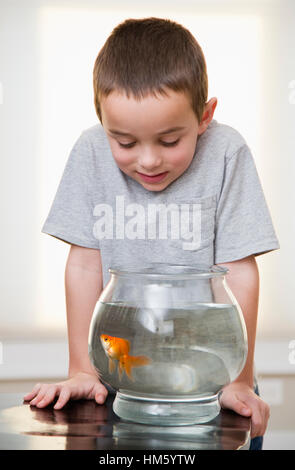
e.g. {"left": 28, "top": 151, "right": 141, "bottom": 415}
{"left": 0, "top": 0, "right": 294, "bottom": 449}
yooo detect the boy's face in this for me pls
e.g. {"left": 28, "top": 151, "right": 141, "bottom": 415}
{"left": 101, "top": 89, "right": 216, "bottom": 192}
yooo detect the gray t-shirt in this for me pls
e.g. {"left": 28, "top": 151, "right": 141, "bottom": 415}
{"left": 42, "top": 119, "right": 279, "bottom": 287}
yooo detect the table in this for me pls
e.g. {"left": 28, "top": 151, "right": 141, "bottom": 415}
{"left": 0, "top": 393, "right": 250, "bottom": 450}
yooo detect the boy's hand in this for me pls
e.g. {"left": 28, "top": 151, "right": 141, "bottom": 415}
{"left": 219, "top": 382, "right": 270, "bottom": 438}
{"left": 23, "top": 372, "right": 108, "bottom": 409}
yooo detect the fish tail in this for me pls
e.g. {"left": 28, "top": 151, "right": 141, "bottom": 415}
{"left": 120, "top": 354, "right": 151, "bottom": 380}
{"left": 129, "top": 355, "right": 151, "bottom": 367}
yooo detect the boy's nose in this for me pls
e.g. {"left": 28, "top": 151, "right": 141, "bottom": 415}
{"left": 138, "top": 147, "right": 162, "bottom": 172}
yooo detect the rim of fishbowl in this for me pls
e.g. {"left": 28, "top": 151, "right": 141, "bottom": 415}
{"left": 108, "top": 263, "right": 228, "bottom": 279}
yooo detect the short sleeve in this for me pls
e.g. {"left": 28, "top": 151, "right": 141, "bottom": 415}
{"left": 214, "top": 144, "right": 279, "bottom": 263}
{"left": 41, "top": 132, "right": 100, "bottom": 249}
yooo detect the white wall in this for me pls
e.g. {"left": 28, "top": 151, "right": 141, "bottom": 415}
{"left": 0, "top": 0, "right": 294, "bottom": 377}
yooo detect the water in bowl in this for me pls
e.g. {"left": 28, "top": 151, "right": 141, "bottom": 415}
{"left": 88, "top": 301, "right": 246, "bottom": 424}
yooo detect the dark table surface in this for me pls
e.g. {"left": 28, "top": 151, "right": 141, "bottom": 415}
{"left": 0, "top": 392, "right": 250, "bottom": 450}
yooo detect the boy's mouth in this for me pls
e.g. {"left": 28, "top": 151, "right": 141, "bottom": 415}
{"left": 137, "top": 171, "right": 168, "bottom": 183}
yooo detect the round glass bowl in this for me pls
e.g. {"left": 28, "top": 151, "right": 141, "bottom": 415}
{"left": 88, "top": 263, "right": 247, "bottom": 425}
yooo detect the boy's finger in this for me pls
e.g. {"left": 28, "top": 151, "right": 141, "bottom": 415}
{"left": 250, "top": 408, "right": 263, "bottom": 437}
{"left": 24, "top": 383, "right": 42, "bottom": 401}
{"left": 239, "top": 395, "right": 269, "bottom": 438}
{"left": 239, "top": 404, "right": 252, "bottom": 416}
{"left": 220, "top": 392, "right": 251, "bottom": 416}
{"left": 53, "top": 387, "right": 71, "bottom": 410}
{"left": 36, "top": 386, "right": 59, "bottom": 408}
{"left": 95, "top": 391, "right": 107, "bottom": 404}
{"left": 94, "top": 382, "right": 108, "bottom": 404}
{"left": 250, "top": 402, "right": 269, "bottom": 438}
{"left": 29, "top": 386, "right": 50, "bottom": 406}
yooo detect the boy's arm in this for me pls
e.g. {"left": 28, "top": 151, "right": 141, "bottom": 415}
{"left": 218, "top": 254, "right": 259, "bottom": 387}
{"left": 24, "top": 245, "right": 108, "bottom": 409}
{"left": 65, "top": 244, "right": 103, "bottom": 376}
{"left": 216, "top": 255, "right": 270, "bottom": 437}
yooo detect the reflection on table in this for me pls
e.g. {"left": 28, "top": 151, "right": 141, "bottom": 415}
{"left": 0, "top": 393, "right": 250, "bottom": 450}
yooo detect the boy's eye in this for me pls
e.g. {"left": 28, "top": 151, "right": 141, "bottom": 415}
{"left": 118, "top": 141, "right": 136, "bottom": 149}
{"left": 161, "top": 139, "right": 180, "bottom": 147}
{"left": 118, "top": 139, "right": 180, "bottom": 149}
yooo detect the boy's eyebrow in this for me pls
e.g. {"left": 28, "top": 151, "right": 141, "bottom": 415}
{"left": 108, "top": 126, "right": 186, "bottom": 137}
{"left": 158, "top": 126, "right": 186, "bottom": 135}
{"left": 108, "top": 129, "right": 134, "bottom": 137}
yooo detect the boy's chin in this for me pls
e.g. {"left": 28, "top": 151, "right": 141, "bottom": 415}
{"left": 137, "top": 179, "right": 172, "bottom": 192}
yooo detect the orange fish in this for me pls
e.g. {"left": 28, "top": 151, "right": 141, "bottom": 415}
{"left": 100, "top": 334, "right": 151, "bottom": 381}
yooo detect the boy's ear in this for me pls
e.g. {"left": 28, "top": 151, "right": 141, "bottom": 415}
{"left": 197, "top": 98, "right": 218, "bottom": 135}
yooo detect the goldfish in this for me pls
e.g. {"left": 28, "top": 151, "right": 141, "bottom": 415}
{"left": 100, "top": 334, "right": 151, "bottom": 381}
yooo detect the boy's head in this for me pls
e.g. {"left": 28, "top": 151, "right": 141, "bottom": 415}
{"left": 93, "top": 18, "right": 216, "bottom": 191}
{"left": 93, "top": 17, "right": 208, "bottom": 124}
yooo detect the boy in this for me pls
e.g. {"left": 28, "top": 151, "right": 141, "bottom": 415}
{"left": 25, "top": 18, "right": 279, "bottom": 449}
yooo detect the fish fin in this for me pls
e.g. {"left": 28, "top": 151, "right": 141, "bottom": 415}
{"left": 118, "top": 361, "right": 123, "bottom": 381}
{"left": 119, "top": 355, "right": 134, "bottom": 381}
{"left": 129, "top": 355, "right": 151, "bottom": 367}
{"left": 125, "top": 339, "right": 131, "bottom": 354}
{"left": 108, "top": 358, "right": 116, "bottom": 374}
{"left": 124, "top": 355, "right": 151, "bottom": 380}
{"left": 123, "top": 359, "right": 133, "bottom": 381}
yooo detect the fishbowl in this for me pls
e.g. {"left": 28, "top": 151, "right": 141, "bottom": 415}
{"left": 88, "top": 263, "right": 248, "bottom": 425}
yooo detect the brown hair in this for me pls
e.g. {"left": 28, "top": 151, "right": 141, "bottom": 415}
{"left": 93, "top": 17, "right": 208, "bottom": 123}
